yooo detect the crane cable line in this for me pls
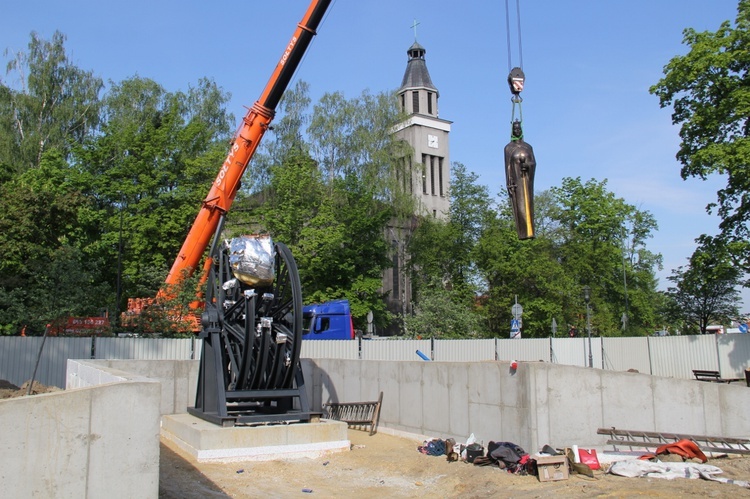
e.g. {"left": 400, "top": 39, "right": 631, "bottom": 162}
{"left": 505, "top": 0, "right": 526, "bottom": 125}
{"left": 505, "top": 0, "right": 524, "bottom": 73}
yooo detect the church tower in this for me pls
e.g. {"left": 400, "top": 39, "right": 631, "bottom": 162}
{"left": 394, "top": 41, "right": 452, "bottom": 219}
{"left": 382, "top": 39, "right": 452, "bottom": 335}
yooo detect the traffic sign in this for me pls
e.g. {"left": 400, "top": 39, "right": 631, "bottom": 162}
{"left": 510, "top": 318, "right": 521, "bottom": 339}
{"left": 511, "top": 303, "right": 523, "bottom": 318}
{"left": 740, "top": 323, "right": 748, "bottom": 334}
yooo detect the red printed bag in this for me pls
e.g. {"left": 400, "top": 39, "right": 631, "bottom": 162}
{"left": 578, "top": 448, "right": 601, "bottom": 470}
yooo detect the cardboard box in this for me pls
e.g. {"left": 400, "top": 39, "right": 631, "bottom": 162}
{"left": 536, "top": 455, "right": 569, "bottom": 482}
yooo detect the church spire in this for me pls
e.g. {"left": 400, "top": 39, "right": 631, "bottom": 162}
{"left": 398, "top": 38, "right": 439, "bottom": 118}
{"left": 399, "top": 42, "right": 437, "bottom": 93}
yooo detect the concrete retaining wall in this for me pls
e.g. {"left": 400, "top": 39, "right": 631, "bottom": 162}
{"left": 68, "top": 359, "right": 199, "bottom": 416}
{"left": 72, "top": 358, "right": 750, "bottom": 453}
{"left": 6, "top": 357, "right": 745, "bottom": 498}
{"left": 303, "top": 359, "right": 750, "bottom": 453}
{"left": 0, "top": 362, "right": 161, "bottom": 499}
{"left": 65, "top": 359, "right": 750, "bottom": 453}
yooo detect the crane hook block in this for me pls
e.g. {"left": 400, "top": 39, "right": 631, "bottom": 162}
{"left": 508, "top": 67, "right": 525, "bottom": 95}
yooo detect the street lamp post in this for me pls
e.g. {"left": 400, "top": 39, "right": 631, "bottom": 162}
{"left": 583, "top": 285, "right": 593, "bottom": 368}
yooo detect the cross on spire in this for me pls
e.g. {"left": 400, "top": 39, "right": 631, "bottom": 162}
{"left": 411, "top": 19, "right": 420, "bottom": 42}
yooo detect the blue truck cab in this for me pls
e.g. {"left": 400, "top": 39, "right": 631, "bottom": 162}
{"left": 302, "top": 299, "right": 355, "bottom": 340}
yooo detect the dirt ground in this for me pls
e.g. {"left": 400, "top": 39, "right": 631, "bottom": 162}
{"left": 0, "top": 379, "right": 61, "bottom": 398}
{"left": 158, "top": 427, "right": 750, "bottom": 498}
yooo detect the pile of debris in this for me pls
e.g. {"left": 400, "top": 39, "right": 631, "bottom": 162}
{"left": 416, "top": 432, "right": 750, "bottom": 490}
{"left": 0, "top": 379, "right": 61, "bottom": 399}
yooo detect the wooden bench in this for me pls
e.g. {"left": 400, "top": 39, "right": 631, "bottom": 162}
{"left": 323, "top": 391, "right": 383, "bottom": 435}
{"left": 692, "top": 369, "right": 741, "bottom": 384}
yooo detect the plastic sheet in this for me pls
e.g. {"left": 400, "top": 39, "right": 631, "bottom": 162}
{"left": 229, "top": 235, "right": 275, "bottom": 286}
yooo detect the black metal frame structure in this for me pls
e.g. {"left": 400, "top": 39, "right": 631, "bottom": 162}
{"left": 188, "top": 219, "right": 315, "bottom": 426}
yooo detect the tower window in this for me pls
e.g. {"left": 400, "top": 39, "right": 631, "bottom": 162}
{"left": 427, "top": 92, "right": 433, "bottom": 115}
{"left": 421, "top": 154, "right": 427, "bottom": 194}
{"left": 408, "top": 156, "right": 413, "bottom": 193}
{"left": 400, "top": 93, "right": 405, "bottom": 112}
{"left": 438, "top": 157, "right": 444, "bottom": 196}
{"left": 412, "top": 91, "right": 419, "bottom": 113}
{"left": 430, "top": 156, "right": 435, "bottom": 195}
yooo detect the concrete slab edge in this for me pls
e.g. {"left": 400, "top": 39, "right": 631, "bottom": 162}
{"left": 161, "top": 429, "right": 350, "bottom": 463}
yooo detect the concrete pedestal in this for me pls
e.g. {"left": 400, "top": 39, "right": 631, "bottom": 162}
{"left": 161, "top": 413, "right": 350, "bottom": 462}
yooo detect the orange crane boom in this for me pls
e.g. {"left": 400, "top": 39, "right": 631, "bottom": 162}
{"left": 163, "top": 0, "right": 331, "bottom": 290}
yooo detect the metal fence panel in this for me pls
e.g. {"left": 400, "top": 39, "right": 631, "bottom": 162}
{"left": 0, "top": 337, "right": 92, "bottom": 389}
{"left": 0, "top": 337, "right": 35, "bottom": 387}
{"left": 2, "top": 334, "right": 746, "bottom": 388}
{"left": 602, "top": 337, "right": 651, "bottom": 374}
{"left": 716, "top": 334, "right": 750, "bottom": 379}
{"left": 649, "top": 335, "right": 718, "bottom": 379}
{"left": 433, "top": 339, "right": 495, "bottom": 361}
{"left": 550, "top": 337, "right": 589, "bottom": 367}
{"left": 496, "top": 338, "right": 551, "bottom": 362}
{"left": 94, "top": 338, "right": 194, "bottom": 360}
{"left": 361, "top": 339, "right": 432, "bottom": 361}
{"left": 300, "top": 340, "right": 359, "bottom": 360}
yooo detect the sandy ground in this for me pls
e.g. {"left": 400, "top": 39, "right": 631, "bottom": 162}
{"left": 158, "top": 428, "right": 750, "bottom": 498}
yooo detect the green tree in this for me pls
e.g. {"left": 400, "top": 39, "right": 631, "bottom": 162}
{"left": 0, "top": 150, "right": 109, "bottom": 334}
{"left": 650, "top": 1, "right": 750, "bottom": 275}
{"left": 1, "top": 31, "right": 102, "bottom": 172}
{"left": 665, "top": 239, "right": 742, "bottom": 333}
{"left": 308, "top": 89, "right": 412, "bottom": 215}
{"left": 448, "top": 162, "right": 493, "bottom": 289}
{"left": 403, "top": 276, "right": 484, "bottom": 338}
{"left": 475, "top": 191, "right": 573, "bottom": 338}
{"left": 249, "top": 88, "right": 410, "bottom": 332}
{"left": 260, "top": 151, "right": 323, "bottom": 246}
{"left": 408, "top": 163, "right": 491, "bottom": 293}
{"left": 248, "top": 80, "right": 311, "bottom": 193}
{"left": 74, "top": 76, "right": 233, "bottom": 304}
{"left": 550, "top": 177, "right": 661, "bottom": 336}
{"left": 406, "top": 163, "right": 493, "bottom": 336}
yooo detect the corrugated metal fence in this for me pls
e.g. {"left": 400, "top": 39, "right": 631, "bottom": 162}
{"left": 1, "top": 334, "right": 748, "bottom": 389}
{"left": 0, "top": 337, "right": 198, "bottom": 389}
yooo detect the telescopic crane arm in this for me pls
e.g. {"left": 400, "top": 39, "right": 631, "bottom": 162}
{"left": 162, "top": 0, "right": 332, "bottom": 290}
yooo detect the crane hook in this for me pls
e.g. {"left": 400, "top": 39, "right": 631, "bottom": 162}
{"left": 508, "top": 66, "right": 525, "bottom": 95}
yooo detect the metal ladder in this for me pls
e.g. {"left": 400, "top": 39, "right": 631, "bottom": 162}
{"left": 598, "top": 427, "right": 750, "bottom": 456}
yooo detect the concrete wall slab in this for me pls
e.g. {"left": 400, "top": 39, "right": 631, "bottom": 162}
{"left": 652, "top": 377, "right": 707, "bottom": 434}
{"left": 87, "top": 381, "right": 161, "bottom": 498}
{"left": 0, "top": 377, "right": 160, "bottom": 499}
{"left": 447, "top": 363, "right": 470, "bottom": 438}
{"left": 600, "top": 370, "right": 656, "bottom": 432}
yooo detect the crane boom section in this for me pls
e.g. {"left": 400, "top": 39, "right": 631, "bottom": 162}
{"left": 164, "top": 0, "right": 331, "bottom": 288}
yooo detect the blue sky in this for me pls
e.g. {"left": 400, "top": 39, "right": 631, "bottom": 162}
{"left": 2, "top": 0, "right": 746, "bottom": 311}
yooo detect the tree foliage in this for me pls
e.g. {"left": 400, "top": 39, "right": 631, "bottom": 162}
{"left": 0, "top": 32, "right": 233, "bottom": 334}
{"left": 0, "top": 31, "right": 673, "bottom": 340}
{"left": 74, "top": 76, "right": 233, "bottom": 302}
{"left": 665, "top": 238, "right": 741, "bottom": 333}
{"left": 1, "top": 31, "right": 102, "bottom": 173}
{"left": 650, "top": 1, "right": 750, "bottom": 274}
{"left": 248, "top": 86, "right": 407, "bottom": 332}
{"left": 410, "top": 173, "right": 664, "bottom": 339}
